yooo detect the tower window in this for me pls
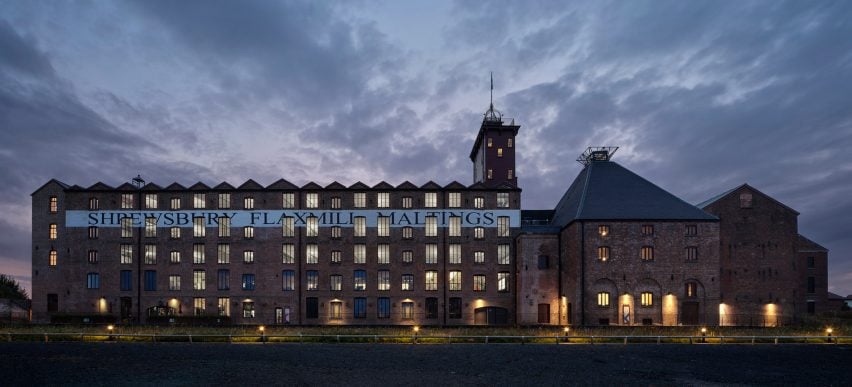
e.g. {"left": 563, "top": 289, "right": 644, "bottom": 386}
{"left": 497, "top": 148, "right": 503, "bottom": 157}
{"left": 508, "top": 138, "right": 513, "bottom": 147}
{"left": 487, "top": 138, "right": 493, "bottom": 148}
{"left": 508, "top": 169, "right": 513, "bottom": 179}
{"left": 49, "top": 196, "right": 58, "bottom": 213}
{"left": 487, "top": 169, "right": 493, "bottom": 179}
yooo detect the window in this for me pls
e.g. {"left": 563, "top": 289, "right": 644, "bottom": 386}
{"left": 331, "top": 226, "right": 341, "bottom": 238}
{"left": 807, "top": 256, "right": 815, "bottom": 268}
{"left": 48, "top": 224, "right": 58, "bottom": 240}
{"left": 87, "top": 273, "right": 100, "bottom": 289}
{"left": 474, "top": 196, "right": 484, "bottom": 209}
{"left": 87, "top": 250, "right": 98, "bottom": 264}
{"left": 497, "top": 192, "right": 509, "bottom": 208}
{"left": 282, "top": 244, "right": 295, "bottom": 263}
{"left": 170, "top": 197, "right": 180, "bottom": 210}
{"left": 474, "top": 227, "right": 484, "bottom": 239}
{"left": 378, "top": 270, "right": 390, "bottom": 291}
{"left": 217, "top": 269, "right": 230, "bottom": 290}
{"left": 331, "top": 196, "right": 341, "bottom": 209}
{"left": 597, "top": 292, "right": 610, "bottom": 307}
{"left": 306, "top": 244, "right": 318, "bottom": 264}
{"left": 217, "top": 193, "right": 230, "bottom": 209}
{"left": 218, "top": 216, "right": 230, "bottom": 237}
{"left": 807, "top": 277, "right": 815, "bottom": 293}
{"left": 193, "top": 217, "right": 205, "bottom": 237}
{"left": 193, "top": 244, "right": 205, "bottom": 264}
{"left": 377, "top": 297, "right": 391, "bottom": 319}
{"left": 685, "top": 225, "right": 697, "bottom": 236}
{"left": 217, "top": 244, "right": 230, "bottom": 264}
{"left": 507, "top": 169, "right": 513, "bottom": 180}
{"left": 473, "top": 274, "right": 486, "bottom": 291}
{"left": 740, "top": 193, "right": 753, "bottom": 208}
{"left": 243, "top": 250, "right": 254, "bottom": 264}
{"left": 497, "top": 272, "right": 510, "bottom": 292}
{"left": 121, "top": 218, "right": 132, "bottom": 238}
{"left": 143, "top": 218, "right": 156, "bottom": 237}
{"left": 242, "top": 273, "right": 256, "bottom": 291}
{"left": 329, "top": 301, "right": 343, "bottom": 319}
{"left": 121, "top": 194, "right": 134, "bottom": 209}
{"left": 305, "top": 193, "right": 319, "bottom": 209}
{"left": 282, "top": 217, "right": 295, "bottom": 237}
{"left": 425, "top": 216, "right": 437, "bottom": 237}
{"left": 598, "top": 225, "right": 609, "bottom": 237}
{"left": 354, "top": 192, "right": 367, "bottom": 208}
{"left": 424, "top": 192, "right": 437, "bottom": 208}
{"left": 597, "top": 246, "right": 609, "bottom": 262}
{"left": 331, "top": 250, "right": 342, "bottom": 264}
{"left": 448, "top": 271, "right": 462, "bottom": 291}
{"left": 378, "top": 216, "right": 390, "bottom": 237}
{"left": 243, "top": 197, "right": 254, "bottom": 210}
{"left": 641, "top": 225, "right": 654, "bottom": 236}
{"left": 402, "top": 196, "right": 412, "bottom": 209}
{"left": 449, "top": 216, "right": 461, "bottom": 236}
{"left": 497, "top": 216, "right": 510, "bottom": 237}
{"left": 144, "top": 270, "right": 157, "bottom": 291}
{"left": 354, "top": 217, "right": 366, "bottom": 237}
{"left": 49, "top": 196, "right": 58, "bottom": 213}
{"left": 448, "top": 244, "right": 461, "bottom": 264}
{"left": 377, "top": 244, "right": 390, "bottom": 264}
{"left": 354, "top": 244, "right": 366, "bottom": 264}
{"left": 354, "top": 270, "right": 366, "bottom": 291}
{"left": 487, "top": 137, "right": 493, "bottom": 147}
{"left": 487, "top": 169, "right": 493, "bottom": 179}
{"left": 641, "top": 292, "right": 653, "bottom": 307}
{"left": 282, "top": 193, "right": 295, "bottom": 208}
{"left": 448, "top": 192, "right": 461, "bottom": 208}
{"left": 685, "top": 282, "right": 698, "bottom": 298}
{"left": 120, "top": 244, "right": 133, "bottom": 264}
{"left": 448, "top": 297, "right": 462, "bottom": 319}
{"left": 193, "top": 298, "right": 205, "bottom": 316}
{"left": 474, "top": 251, "right": 485, "bottom": 264}
{"left": 497, "top": 148, "right": 503, "bottom": 157}
{"left": 169, "top": 275, "right": 181, "bottom": 291}
{"left": 402, "top": 226, "right": 413, "bottom": 239}
{"left": 538, "top": 255, "right": 549, "bottom": 269}
{"left": 330, "top": 275, "right": 342, "bottom": 291}
{"left": 88, "top": 226, "right": 98, "bottom": 239}
{"left": 243, "top": 226, "right": 254, "bottom": 239}
{"left": 303, "top": 271, "right": 317, "bottom": 290}
{"left": 497, "top": 244, "right": 510, "bottom": 264}
{"left": 243, "top": 301, "right": 255, "bottom": 318}
{"left": 218, "top": 297, "right": 230, "bottom": 317}
{"left": 354, "top": 297, "right": 367, "bottom": 319}
{"left": 425, "top": 271, "right": 438, "bottom": 291}
{"left": 193, "top": 270, "right": 206, "bottom": 290}
{"left": 402, "top": 250, "right": 413, "bottom": 263}
{"left": 170, "top": 227, "right": 181, "bottom": 239}
{"left": 145, "top": 194, "right": 157, "bottom": 209}
{"left": 49, "top": 249, "right": 57, "bottom": 267}
{"left": 144, "top": 244, "right": 157, "bottom": 264}
{"left": 401, "top": 301, "right": 414, "bottom": 320}
{"left": 88, "top": 197, "right": 99, "bottom": 210}
{"left": 306, "top": 216, "right": 318, "bottom": 237}
{"left": 377, "top": 192, "right": 390, "bottom": 208}
{"left": 685, "top": 247, "right": 698, "bottom": 261}
{"left": 170, "top": 250, "right": 181, "bottom": 264}
{"left": 281, "top": 270, "right": 295, "bottom": 291}
{"left": 425, "top": 244, "right": 438, "bottom": 264}
{"left": 508, "top": 138, "right": 513, "bottom": 147}
{"left": 401, "top": 274, "right": 413, "bottom": 291}
{"left": 641, "top": 246, "right": 654, "bottom": 261}
{"left": 426, "top": 297, "right": 438, "bottom": 319}
{"left": 120, "top": 270, "right": 132, "bottom": 291}
{"left": 193, "top": 193, "right": 206, "bottom": 209}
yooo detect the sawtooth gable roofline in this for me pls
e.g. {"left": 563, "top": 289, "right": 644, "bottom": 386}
{"left": 697, "top": 183, "right": 800, "bottom": 215}
{"left": 31, "top": 178, "right": 70, "bottom": 196}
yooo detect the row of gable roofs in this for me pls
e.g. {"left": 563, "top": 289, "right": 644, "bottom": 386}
{"left": 35, "top": 178, "right": 517, "bottom": 194}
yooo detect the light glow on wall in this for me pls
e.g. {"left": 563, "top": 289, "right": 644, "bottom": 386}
{"left": 98, "top": 297, "right": 108, "bottom": 314}
{"left": 718, "top": 303, "right": 732, "bottom": 326}
{"left": 764, "top": 303, "right": 778, "bottom": 327}
{"left": 663, "top": 294, "right": 678, "bottom": 326}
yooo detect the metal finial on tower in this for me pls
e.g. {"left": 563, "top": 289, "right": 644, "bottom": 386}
{"left": 490, "top": 71, "right": 493, "bottom": 109}
{"left": 485, "top": 72, "right": 502, "bottom": 122}
{"left": 131, "top": 174, "right": 145, "bottom": 189}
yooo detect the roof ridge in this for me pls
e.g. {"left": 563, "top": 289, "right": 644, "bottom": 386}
{"left": 611, "top": 161, "right": 716, "bottom": 219}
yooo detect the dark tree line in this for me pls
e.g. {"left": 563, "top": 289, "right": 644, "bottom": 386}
{"left": 0, "top": 274, "right": 28, "bottom": 300}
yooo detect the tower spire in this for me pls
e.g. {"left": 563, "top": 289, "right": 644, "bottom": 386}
{"left": 485, "top": 72, "right": 501, "bottom": 122}
{"left": 490, "top": 71, "right": 493, "bottom": 110}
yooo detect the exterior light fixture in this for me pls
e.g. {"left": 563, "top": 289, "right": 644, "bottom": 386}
{"left": 563, "top": 326, "right": 570, "bottom": 334}
{"left": 826, "top": 327, "right": 833, "bottom": 344}
{"left": 413, "top": 326, "right": 420, "bottom": 333}
{"left": 258, "top": 325, "right": 265, "bottom": 332}
{"left": 107, "top": 325, "right": 114, "bottom": 332}
{"left": 700, "top": 327, "right": 707, "bottom": 343}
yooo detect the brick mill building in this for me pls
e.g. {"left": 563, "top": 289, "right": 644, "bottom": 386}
{"left": 30, "top": 105, "right": 830, "bottom": 326}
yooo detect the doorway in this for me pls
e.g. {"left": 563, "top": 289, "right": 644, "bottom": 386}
{"left": 681, "top": 301, "right": 700, "bottom": 325}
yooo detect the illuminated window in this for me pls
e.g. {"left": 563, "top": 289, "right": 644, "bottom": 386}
{"left": 144, "top": 244, "right": 157, "bottom": 264}
{"left": 121, "top": 194, "right": 134, "bottom": 209}
{"left": 88, "top": 197, "right": 99, "bottom": 210}
{"left": 685, "top": 282, "right": 697, "bottom": 298}
{"left": 354, "top": 192, "right": 366, "bottom": 208}
{"left": 498, "top": 216, "right": 510, "bottom": 237}
{"left": 193, "top": 298, "right": 205, "bottom": 316}
{"left": 218, "top": 216, "right": 230, "bottom": 237}
{"left": 378, "top": 216, "right": 390, "bottom": 237}
{"left": 641, "top": 225, "right": 654, "bottom": 236}
{"left": 401, "top": 274, "right": 413, "bottom": 291}
{"left": 425, "top": 271, "right": 438, "bottom": 291}
{"left": 598, "top": 225, "right": 609, "bottom": 237}
{"left": 473, "top": 274, "right": 486, "bottom": 291}
{"left": 448, "top": 244, "right": 462, "bottom": 264}
{"left": 331, "top": 226, "right": 341, "bottom": 239}
{"left": 121, "top": 218, "right": 132, "bottom": 238}
{"left": 243, "top": 250, "right": 254, "bottom": 264}
{"left": 354, "top": 217, "right": 366, "bottom": 237}
{"left": 243, "top": 302, "right": 255, "bottom": 318}
{"left": 448, "top": 192, "right": 461, "bottom": 208}
{"left": 48, "top": 224, "right": 57, "bottom": 240}
{"left": 49, "top": 249, "right": 57, "bottom": 267}
{"left": 281, "top": 270, "right": 294, "bottom": 291}
{"left": 497, "top": 192, "right": 509, "bottom": 208}
{"left": 145, "top": 194, "right": 157, "bottom": 209}
{"left": 120, "top": 244, "right": 133, "bottom": 264}
{"left": 449, "top": 216, "right": 461, "bottom": 236}
{"left": 685, "top": 247, "right": 698, "bottom": 261}
{"left": 448, "top": 297, "right": 462, "bottom": 319}
{"left": 193, "top": 193, "right": 206, "bottom": 209}
{"left": 282, "top": 193, "right": 295, "bottom": 208}
{"left": 640, "top": 246, "right": 654, "bottom": 261}
{"left": 218, "top": 297, "right": 230, "bottom": 317}
{"left": 401, "top": 301, "right": 414, "bottom": 320}
{"left": 242, "top": 273, "right": 256, "bottom": 291}
{"left": 88, "top": 226, "right": 98, "bottom": 239}
{"left": 474, "top": 196, "right": 484, "bottom": 209}
{"left": 86, "top": 273, "right": 100, "bottom": 289}
{"left": 402, "top": 226, "right": 413, "bottom": 239}
{"left": 331, "top": 196, "right": 341, "bottom": 209}
{"left": 497, "top": 272, "right": 510, "bottom": 292}
{"left": 305, "top": 193, "right": 319, "bottom": 209}
{"left": 487, "top": 137, "right": 492, "bottom": 147}
{"left": 281, "top": 244, "right": 294, "bottom": 264}
{"left": 193, "top": 270, "right": 206, "bottom": 290}
{"left": 87, "top": 249, "right": 97, "bottom": 264}
{"left": 170, "top": 197, "right": 180, "bottom": 210}
{"left": 145, "top": 217, "right": 157, "bottom": 237}
{"left": 354, "top": 270, "right": 366, "bottom": 291}
{"left": 448, "top": 271, "right": 462, "bottom": 291}
{"left": 402, "top": 250, "right": 413, "bottom": 263}
{"left": 330, "top": 301, "right": 343, "bottom": 319}
{"left": 354, "top": 297, "right": 366, "bottom": 319}
{"left": 217, "top": 193, "right": 230, "bottom": 209}
{"left": 377, "top": 244, "right": 390, "bottom": 264}
{"left": 507, "top": 170, "right": 513, "bottom": 179}
{"left": 243, "top": 226, "right": 254, "bottom": 239}
{"left": 424, "top": 192, "right": 437, "bottom": 208}
{"left": 597, "top": 246, "right": 610, "bottom": 262}
{"left": 487, "top": 169, "right": 493, "bottom": 180}
{"left": 331, "top": 250, "right": 342, "bottom": 264}
{"left": 193, "top": 244, "right": 205, "bottom": 264}
{"left": 282, "top": 216, "right": 294, "bottom": 237}
{"left": 243, "top": 197, "right": 254, "bottom": 210}
{"left": 378, "top": 270, "right": 390, "bottom": 291}
{"left": 641, "top": 292, "right": 653, "bottom": 307}
{"left": 497, "top": 244, "right": 510, "bottom": 265}
{"left": 597, "top": 292, "right": 610, "bottom": 307}
{"left": 474, "top": 227, "right": 484, "bottom": 239}
{"left": 49, "top": 196, "right": 58, "bottom": 213}
{"left": 306, "top": 244, "right": 318, "bottom": 264}
{"left": 508, "top": 138, "right": 513, "bottom": 147}
{"left": 354, "top": 244, "right": 366, "bottom": 264}
{"left": 306, "top": 216, "right": 318, "bottom": 237}
{"left": 424, "top": 216, "right": 438, "bottom": 237}
{"left": 497, "top": 148, "right": 503, "bottom": 157}
{"left": 217, "top": 270, "right": 229, "bottom": 290}
{"left": 145, "top": 271, "right": 156, "bottom": 291}
{"left": 330, "top": 275, "right": 342, "bottom": 291}
{"left": 170, "top": 227, "right": 180, "bottom": 239}
{"left": 402, "top": 196, "right": 412, "bottom": 209}
{"left": 169, "top": 275, "right": 181, "bottom": 291}
{"left": 377, "top": 192, "right": 390, "bottom": 208}
{"left": 377, "top": 297, "right": 390, "bottom": 319}
{"left": 193, "top": 217, "right": 205, "bottom": 237}
{"left": 425, "top": 244, "right": 438, "bottom": 264}
{"left": 474, "top": 251, "right": 485, "bottom": 264}
{"left": 740, "top": 193, "right": 753, "bottom": 208}
{"left": 170, "top": 250, "right": 180, "bottom": 264}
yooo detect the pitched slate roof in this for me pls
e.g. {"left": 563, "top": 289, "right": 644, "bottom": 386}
{"left": 697, "top": 183, "right": 800, "bottom": 215}
{"left": 444, "top": 181, "right": 466, "bottom": 189}
{"left": 325, "top": 181, "right": 346, "bottom": 189}
{"left": 798, "top": 234, "right": 829, "bottom": 252}
{"left": 266, "top": 179, "right": 298, "bottom": 190}
{"left": 396, "top": 181, "right": 418, "bottom": 189}
{"left": 165, "top": 183, "right": 186, "bottom": 191}
{"left": 551, "top": 161, "right": 717, "bottom": 227}
{"left": 372, "top": 181, "right": 394, "bottom": 189}
{"left": 213, "top": 182, "right": 235, "bottom": 190}
{"left": 238, "top": 179, "right": 264, "bottom": 190}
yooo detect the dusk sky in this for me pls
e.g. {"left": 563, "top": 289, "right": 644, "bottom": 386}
{"left": 1, "top": 0, "right": 850, "bottom": 297}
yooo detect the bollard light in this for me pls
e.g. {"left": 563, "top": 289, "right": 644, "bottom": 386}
{"left": 413, "top": 326, "right": 420, "bottom": 333}
{"left": 259, "top": 325, "right": 265, "bottom": 333}
{"left": 700, "top": 327, "right": 707, "bottom": 343}
{"left": 107, "top": 325, "right": 114, "bottom": 332}
{"left": 563, "top": 327, "right": 570, "bottom": 334}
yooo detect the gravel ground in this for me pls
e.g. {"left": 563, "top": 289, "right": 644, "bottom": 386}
{"left": 0, "top": 342, "right": 849, "bottom": 386}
